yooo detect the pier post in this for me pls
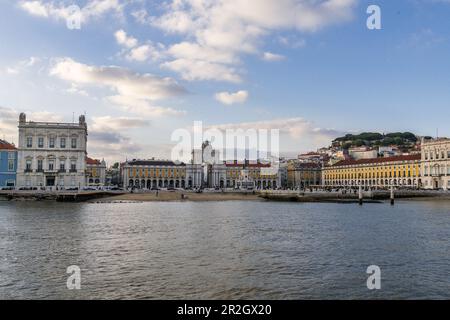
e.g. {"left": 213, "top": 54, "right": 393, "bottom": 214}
{"left": 359, "top": 185, "right": 363, "bottom": 205}
{"left": 390, "top": 186, "right": 395, "bottom": 205}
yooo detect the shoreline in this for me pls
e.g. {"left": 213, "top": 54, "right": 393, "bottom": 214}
{"left": 92, "top": 191, "right": 262, "bottom": 203}
{"left": 2, "top": 190, "right": 450, "bottom": 203}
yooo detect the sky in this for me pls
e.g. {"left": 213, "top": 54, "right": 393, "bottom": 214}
{"left": 1, "top": 0, "right": 450, "bottom": 164}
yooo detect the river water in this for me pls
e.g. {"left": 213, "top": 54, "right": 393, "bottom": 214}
{"left": 0, "top": 200, "right": 449, "bottom": 299}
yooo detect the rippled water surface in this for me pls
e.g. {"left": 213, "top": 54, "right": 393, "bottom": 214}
{"left": 0, "top": 200, "right": 449, "bottom": 299}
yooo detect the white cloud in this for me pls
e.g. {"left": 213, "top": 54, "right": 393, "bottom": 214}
{"left": 5, "top": 68, "right": 19, "bottom": 75}
{"left": 0, "top": 106, "right": 64, "bottom": 143}
{"left": 149, "top": 0, "right": 356, "bottom": 82}
{"left": 91, "top": 116, "right": 149, "bottom": 131}
{"left": 114, "top": 29, "right": 165, "bottom": 62}
{"left": 49, "top": 57, "right": 186, "bottom": 117}
{"left": 107, "top": 95, "right": 185, "bottom": 117}
{"left": 262, "top": 52, "right": 286, "bottom": 62}
{"left": 88, "top": 115, "right": 149, "bottom": 162}
{"left": 3, "top": 56, "right": 42, "bottom": 75}
{"left": 20, "top": 1, "right": 49, "bottom": 17}
{"left": 131, "top": 9, "right": 150, "bottom": 24}
{"left": 215, "top": 90, "right": 249, "bottom": 105}
{"left": 126, "top": 44, "right": 163, "bottom": 62}
{"left": 161, "top": 58, "right": 242, "bottom": 83}
{"left": 66, "top": 84, "right": 88, "bottom": 97}
{"left": 278, "top": 35, "right": 306, "bottom": 48}
{"left": 114, "top": 29, "right": 137, "bottom": 48}
{"left": 19, "top": 0, "right": 124, "bottom": 24}
{"left": 207, "top": 117, "right": 344, "bottom": 143}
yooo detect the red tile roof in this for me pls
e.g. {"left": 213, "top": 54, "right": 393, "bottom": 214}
{"left": 0, "top": 139, "right": 16, "bottom": 150}
{"left": 86, "top": 157, "right": 101, "bottom": 165}
{"left": 332, "top": 154, "right": 421, "bottom": 167}
{"left": 294, "top": 162, "right": 322, "bottom": 169}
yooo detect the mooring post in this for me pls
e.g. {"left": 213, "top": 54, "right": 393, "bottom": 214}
{"left": 359, "top": 185, "right": 363, "bottom": 205}
{"left": 390, "top": 186, "right": 395, "bottom": 205}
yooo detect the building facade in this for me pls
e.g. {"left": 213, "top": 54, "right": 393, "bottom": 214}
{"left": 122, "top": 159, "right": 203, "bottom": 189}
{"left": 322, "top": 154, "right": 421, "bottom": 188}
{"left": 421, "top": 138, "right": 450, "bottom": 190}
{"left": 221, "top": 160, "right": 279, "bottom": 189}
{"left": 86, "top": 157, "right": 106, "bottom": 186}
{"left": 0, "top": 139, "right": 17, "bottom": 187}
{"left": 287, "top": 161, "right": 322, "bottom": 189}
{"left": 16, "top": 113, "right": 88, "bottom": 189}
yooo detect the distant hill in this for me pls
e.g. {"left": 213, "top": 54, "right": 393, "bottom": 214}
{"left": 333, "top": 132, "right": 418, "bottom": 149}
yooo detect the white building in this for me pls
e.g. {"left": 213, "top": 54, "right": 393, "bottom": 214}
{"left": 349, "top": 147, "right": 378, "bottom": 160}
{"left": 16, "top": 113, "right": 87, "bottom": 189}
{"left": 421, "top": 137, "right": 450, "bottom": 190}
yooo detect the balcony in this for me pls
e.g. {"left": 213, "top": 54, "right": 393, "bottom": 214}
{"left": 36, "top": 169, "right": 44, "bottom": 173}
{"left": 69, "top": 169, "right": 77, "bottom": 173}
{"left": 58, "top": 169, "right": 67, "bottom": 174}
{"left": 24, "top": 169, "right": 33, "bottom": 173}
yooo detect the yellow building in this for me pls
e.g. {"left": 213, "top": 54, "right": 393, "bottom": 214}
{"left": 322, "top": 154, "right": 421, "bottom": 188}
{"left": 122, "top": 159, "right": 191, "bottom": 189}
{"left": 85, "top": 157, "right": 106, "bottom": 186}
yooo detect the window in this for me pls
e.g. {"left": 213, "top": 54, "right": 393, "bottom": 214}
{"left": 26, "top": 137, "right": 32, "bottom": 148}
{"left": 8, "top": 160, "right": 14, "bottom": 171}
{"left": 8, "top": 152, "right": 15, "bottom": 160}
{"left": 48, "top": 160, "right": 54, "bottom": 171}
{"left": 60, "top": 162, "right": 65, "bottom": 172}
{"left": 38, "top": 137, "right": 44, "bottom": 148}
{"left": 6, "top": 180, "right": 15, "bottom": 187}
{"left": 25, "top": 159, "right": 32, "bottom": 171}
{"left": 37, "top": 160, "right": 43, "bottom": 172}
{"left": 60, "top": 138, "right": 66, "bottom": 148}
{"left": 70, "top": 160, "right": 76, "bottom": 171}
{"left": 71, "top": 138, "right": 77, "bottom": 149}
{"left": 49, "top": 137, "right": 55, "bottom": 148}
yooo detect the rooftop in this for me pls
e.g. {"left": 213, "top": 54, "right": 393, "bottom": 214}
{"left": 86, "top": 157, "right": 101, "bottom": 165}
{"left": 126, "top": 159, "right": 186, "bottom": 166}
{"left": 332, "top": 154, "right": 421, "bottom": 167}
{"left": 0, "top": 139, "right": 16, "bottom": 150}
